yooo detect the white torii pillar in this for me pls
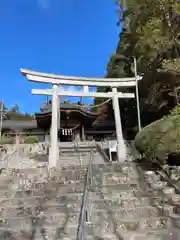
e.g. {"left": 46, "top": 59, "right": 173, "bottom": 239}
{"left": 112, "top": 87, "right": 126, "bottom": 161}
{"left": 57, "top": 94, "right": 60, "bottom": 131}
{"left": 49, "top": 84, "right": 59, "bottom": 168}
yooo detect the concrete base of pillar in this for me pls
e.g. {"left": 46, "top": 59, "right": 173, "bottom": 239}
{"left": 76, "top": 133, "right": 80, "bottom": 142}
{"left": 45, "top": 134, "right": 50, "bottom": 142}
{"left": 15, "top": 135, "right": 20, "bottom": 145}
{"left": 48, "top": 144, "right": 59, "bottom": 169}
{"left": 117, "top": 140, "right": 127, "bottom": 162}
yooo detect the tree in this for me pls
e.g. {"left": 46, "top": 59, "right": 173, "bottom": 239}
{"left": 101, "top": 0, "right": 180, "bottom": 127}
{"left": 10, "top": 104, "right": 19, "bottom": 113}
{"left": 0, "top": 101, "right": 7, "bottom": 111}
{"left": 94, "top": 0, "right": 180, "bottom": 137}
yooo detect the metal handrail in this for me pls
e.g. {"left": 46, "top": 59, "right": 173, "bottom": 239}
{"left": 95, "top": 141, "right": 110, "bottom": 163}
{"left": 76, "top": 149, "right": 93, "bottom": 240}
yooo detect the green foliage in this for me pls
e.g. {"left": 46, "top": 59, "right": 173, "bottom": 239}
{"left": 169, "top": 106, "right": 180, "bottom": 116}
{"left": 24, "top": 136, "right": 38, "bottom": 144}
{"left": 6, "top": 111, "right": 34, "bottom": 121}
{"left": 0, "top": 102, "right": 35, "bottom": 121}
{"left": 0, "top": 137, "right": 13, "bottom": 144}
{"left": 107, "top": 54, "right": 133, "bottom": 78}
{"left": 162, "top": 58, "right": 180, "bottom": 75}
{"left": 0, "top": 102, "right": 7, "bottom": 111}
{"left": 134, "top": 115, "right": 180, "bottom": 163}
{"left": 10, "top": 104, "right": 19, "bottom": 113}
{"left": 102, "top": 0, "right": 180, "bottom": 129}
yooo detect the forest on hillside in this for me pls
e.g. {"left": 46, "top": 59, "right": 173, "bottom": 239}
{"left": 96, "top": 0, "right": 180, "bottom": 132}
{"left": 0, "top": 103, "right": 34, "bottom": 121}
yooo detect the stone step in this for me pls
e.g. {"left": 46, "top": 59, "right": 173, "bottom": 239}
{"left": 1, "top": 197, "right": 179, "bottom": 218}
{"left": 0, "top": 219, "right": 178, "bottom": 240}
{"left": 91, "top": 162, "right": 138, "bottom": 172}
{"left": 45, "top": 162, "right": 138, "bottom": 174}
{"left": 90, "top": 203, "right": 173, "bottom": 215}
{"left": 0, "top": 204, "right": 81, "bottom": 217}
{"left": 0, "top": 195, "right": 83, "bottom": 207}
{"left": 0, "top": 167, "right": 89, "bottom": 180}
{"left": 58, "top": 160, "right": 90, "bottom": 166}
{"left": 1, "top": 195, "right": 179, "bottom": 218}
{"left": 78, "top": 224, "right": 180, "bottom": 239}
{"left": 0, "top": 181, "right": 141, "bottom": 193}
{"left": 0, "top": 229, "right": 177, "bottom": 240}
{"left": 87, "top": 224, "right": 174, "bottom": 237}
{"left": 0, "top": 163, "right": 137, "bottom": 176}
{"left": 0, "top": 186, "right": 86, "bottom": 199}
{"left": 0, "top": 168, "right": 49, "bottom": 177}
{"left": 0, "top": 213, "right": 80, "bottom": 228}
{"left": 0, "top": 193, "right": 166, "bottom": 207}
{"left": 1, "top": 181, "right": 148, "bottom": 197}
{"left": 0, "top": 226, "right": 80, "bottom": 239}
{"left": 116, "top": 229, "right": 180, "bottom": 240}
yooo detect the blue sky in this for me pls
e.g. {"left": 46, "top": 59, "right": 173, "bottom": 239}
{"left": 0, "top": 0, "right": 120, "bottom": 113}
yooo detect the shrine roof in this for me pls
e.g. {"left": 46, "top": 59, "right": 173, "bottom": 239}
{"left": 2, "top": 120, "right": 37, "bottom": 130}
{"left": 37, "top": 102, "right": 98, "bottom": 117}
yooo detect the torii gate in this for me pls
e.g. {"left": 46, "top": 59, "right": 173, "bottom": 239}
{"left": 21, "top": 69, "right": 141, "bottom": 168}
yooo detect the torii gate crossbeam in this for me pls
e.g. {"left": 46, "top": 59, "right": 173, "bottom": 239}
{"left": 21, "top": 69, "right": 141, "bottom": 169}
{"left": 32, "top": 89, "right": 135, "bottom": 98}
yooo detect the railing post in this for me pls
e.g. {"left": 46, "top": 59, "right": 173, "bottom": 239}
{"left": 108, "top": 140, "right": 112, "bottom": 162}
{"left": 133, "top": 57, "right": 141, "bottom": 131}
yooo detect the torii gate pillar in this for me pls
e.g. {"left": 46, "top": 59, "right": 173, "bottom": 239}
{"left": 112, "top": 87, "right": 126, "bottom": 161}
{"left": 49, "top": 84, "right": 59, "bottom": 168}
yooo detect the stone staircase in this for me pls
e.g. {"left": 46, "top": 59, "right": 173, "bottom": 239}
{"left": 87, "top": 163, "right": 180, "bottom": 239}
{"left": 0, "top": 166, "right": 87, "bottom": 239}
{"left": 0, "top": 143, "right": 180, "bottom": 239}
